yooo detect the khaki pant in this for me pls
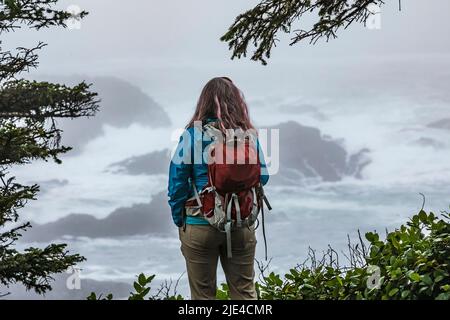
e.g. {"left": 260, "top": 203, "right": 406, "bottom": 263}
{"left": 179, "top": 224, "right": 257, "bottom": 300}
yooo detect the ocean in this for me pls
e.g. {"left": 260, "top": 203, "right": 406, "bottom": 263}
{"left": 10, "top": 60, "right": 450, "bottom": 299}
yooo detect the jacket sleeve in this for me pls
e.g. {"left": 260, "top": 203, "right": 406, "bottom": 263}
{"left": 167, "top": 130, "right": 193, "bottom": 227}
{"left": 257, "top": 138, "right": 270, "bottom": 186}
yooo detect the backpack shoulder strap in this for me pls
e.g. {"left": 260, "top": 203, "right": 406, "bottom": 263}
{"left": 203, "top": 122, "right": 223, "bottom": 141}
{"left": 191, "top": 181, "right": 202, "bottom": 207}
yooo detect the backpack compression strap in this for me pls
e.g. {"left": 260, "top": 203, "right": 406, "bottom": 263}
{"left": 192, "top": 181, "right": 202, "bottom": 207}
{"left": 224, "top": 193, "right": 243, "bottom": 258}
{"left": 259, "top": 185, "right": 272, "bottom": 261}
{"left": 225, "top": 195, "right": 233, "bottom": 258}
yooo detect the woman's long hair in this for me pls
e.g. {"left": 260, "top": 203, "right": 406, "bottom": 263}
{"left": 186, "top": 77, "right": 254, "bottom": 132}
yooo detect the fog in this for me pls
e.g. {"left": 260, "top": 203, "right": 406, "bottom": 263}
{"left": 2, "top": 0, "right": 450, "bottom": 299}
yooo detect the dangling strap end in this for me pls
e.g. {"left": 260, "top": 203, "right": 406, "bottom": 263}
{"left": 263, "top": 194, "right": 272, "bottom": 211}
{"left": 225, "top": 222, "right": 232, "bottom": 258}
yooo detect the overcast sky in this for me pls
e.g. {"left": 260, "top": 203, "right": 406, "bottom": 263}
{"left": 5, "top": 0, "right": 450, "bottom": 77}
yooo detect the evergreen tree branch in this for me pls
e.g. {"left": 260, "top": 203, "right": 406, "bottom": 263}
{"left": 0, "top": 42, "right": 46, "bottom": 81}
{"left": 221, "top": 0, "right": 386, "bottom": 65}
{"left": 0, "top": 80, "right": 99, "bottom": 119}
{"left": 0, "top": 0, "right": 97, "bottom": 295}
{"left": 0, "top": 0, "right": 88, "bottom": 33}
{"left": 0, "top": 244, "right": 86, "bottom": 294}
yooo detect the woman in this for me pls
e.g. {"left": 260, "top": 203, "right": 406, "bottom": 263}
{"left": 168, "top": 77, "right": 269, "bottom": 300}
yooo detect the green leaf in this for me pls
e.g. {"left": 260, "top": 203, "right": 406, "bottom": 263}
{"left": 409, "top": 273, "right": 421, "bottom": 282}
{"left": 141, "top": 287, "right": 150, "bottom": 298}
{"left": 216, "top": 283, "right": 230, "bottom": 300}
{"left": 147, "top": 274, "right": 156, "bottom": 283}
{"left": 389, "top": 256, "right": 396, "bottom": 265}
{"left": 290, "top": 268, "right": 299, "bottom": 277}
{"left": 389, "top": 288, "right": 399, "bottom": 297}
{"left": 441, "top": 284, "right": 450, "bottom": 292}
{"left": 436, "top": 292, "right": 450, "bottom": 300}
{"left": 365, "top": 232, "right": 379, "bottom": 243}
{"left": 421, "top": 274, "right": 433, "bottom": 286}
{"left": 138, "top": 273, "right": 147, "bottom": 286}
{"left": 391, "top": 237, "right": 401, "bottom": 250}
{"left": 418, "top": 210, "right": 428, "bottom": 223}
{"left": 303, "top": 284, "right": 315, "bottom": 290}
{"left": 87, "top": 292, "right": 97, "bottom": 300}
{"left": 133, "top": 282, "right": 142, "bottom": 293}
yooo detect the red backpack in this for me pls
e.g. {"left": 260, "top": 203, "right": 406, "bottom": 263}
{"left": 186, "top": 123, "right": 271, "bottom": 259}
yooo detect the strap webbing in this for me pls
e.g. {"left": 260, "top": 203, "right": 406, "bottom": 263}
{"left": 261, "top": 199, "right": 268, "bottom": 261}
{"left": 233, "top": 194, "right": 242, "bottom": 228}
{"left": 225, "top": 194, "right": 233, "bottom": 258}
{"left": 192, "top": 182, "right": 202, "bottom": 207}
{"left": 263, "top": 194, "right": 272, "bottom": 211}
{"left": 225, "top": 222, "right": 232, "bottom": 258}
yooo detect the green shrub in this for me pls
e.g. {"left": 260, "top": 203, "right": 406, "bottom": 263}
{"left": 88, "top": 273, "right": 184, "bottom": 300}
{"left": 89, "top": 209, "right": 450, "bottom": 300}
{"left": 256, "top": 210, "right": 450, "bottom": 300}
{"left": 215, "top": 283, "right": 230, "bottom": 300}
